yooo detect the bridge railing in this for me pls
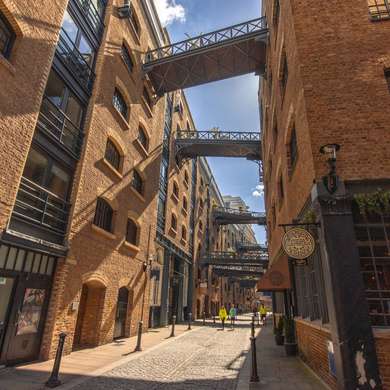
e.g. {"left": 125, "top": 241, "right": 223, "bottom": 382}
{"left": 145, "top": 17, "right": 267, "bottom": 63}
{"left": 176, "top": 130, "right": 261, "bottom": 142}
{"left": 213, "top": 206, "right": 265, "bottom": 218}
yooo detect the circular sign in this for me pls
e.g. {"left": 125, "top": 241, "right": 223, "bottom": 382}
{"left": 282, "top": 228, "right": 315, "bottom": 260}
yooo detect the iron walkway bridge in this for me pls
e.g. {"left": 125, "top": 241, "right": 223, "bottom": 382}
{"left": 236, "top": 243, "right": 268, "bottom": 253}
{"left": 212, "top": 265, "right": 264, "bottom": 278}
{"left": 213, "top": 206, "right": 266, "bottom": 225}
{"left": 143, "top": 17, "right": 268, "bottom": 95}
{"left": 200, "top": 251, "right": 268, "bottom": 267}
{"left": 175, "top": 130, "right": 261, "bottom": 163}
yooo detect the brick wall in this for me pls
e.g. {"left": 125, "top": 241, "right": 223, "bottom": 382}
{"left": 375, "top": 332, "right": 390, "bottom": 390}
{"left": 295, "top": 319, "right": 337, "bottom": 389}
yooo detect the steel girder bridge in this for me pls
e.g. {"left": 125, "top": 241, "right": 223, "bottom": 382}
{"left": 213, "top": 206, "right": 266, "bottom": 225}
{"left": 200, "top": 251, "right": 268, "bottom": 267}
{"left": 236, "top": 243, "right": 268, "bottom": 253}
{"left": 143, "top": 17, "right": 268, "bottom": 96}
{"left": 212, "top": 265, "right": 264, "bottom": 278}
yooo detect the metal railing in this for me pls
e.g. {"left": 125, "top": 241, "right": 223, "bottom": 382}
{"left": 176, "top": 130, "right": 261, "bottom": 142}
{"left": 56, "top": 29, "right": 95, "bottom": 92}
{"left": 73, "top": 0, "right": 106, "bottom": 38}
{"left": 38, "top": 96, "right": 84, "bottom": 158}
{"left": 13, "top": 177, "right": 71, "bottom": 236}
{"left": 213, "top": 206, "right": 265, "bottom": 219}
{"left": 236, "top": 243, "right": 268, "bottom": 252}
{"left": 201, "top": 251, "right": 268, "bottom": 263}
{"left": 145, "top": 17, "right": 267, "bottom": 63}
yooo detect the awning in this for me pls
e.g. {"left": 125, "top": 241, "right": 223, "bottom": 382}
{"left": 256, "top": 253, "right": 291, "bottom": 291}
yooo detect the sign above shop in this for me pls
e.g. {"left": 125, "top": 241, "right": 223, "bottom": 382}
{"left": 282, "top": 227, "right": 315, "bottom": 260}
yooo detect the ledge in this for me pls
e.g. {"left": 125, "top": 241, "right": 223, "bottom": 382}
{"left": 128, "top": 20, "right": 141, "bottom": 45}
{"left": 123, "top": 240, "right": 141, "bottom": 255}
{"left": 171, "top": 193, "right": 179, "bottom": 204}
{"left": 373, "top": 328, "right": 390, "bottom": 339}
{"left": 181, "top": 208, "right": 188, "bottom": 217}
{"left": 102, "top": 158, "right": 123, "bottom": 180}
{"left": 134, "top": 139, "right": 150, "bottom": 158}
{"left": 112, "top": 106, "right": 130, "bottom": 130}
{"left": 141, "top": 96, "right": 154, "bottom": 118}
{"left": 91, "top": 224, "right": 116, "bottom": 240}
{"left": 130, "top": 186, "right": 146, "bottom": 203}
{"left": 183, "top": 180, "right": 189, "bottom": 190}
{"left": 180, "top": 238, "right": 187, "bottom": 246}
{"left": 294, "top": 317, "right": 331, "bottom": 334}
{"left": 169, "top": 227, "right": 177, "bottom": 237}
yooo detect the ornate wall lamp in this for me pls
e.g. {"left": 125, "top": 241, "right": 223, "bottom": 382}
{"left": 320, "top": 143, "right": 341, "bottom": 194}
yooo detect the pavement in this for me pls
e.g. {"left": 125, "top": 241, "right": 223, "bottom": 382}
{"left": 0, "top": 315, "right": 329, "bottom": 390}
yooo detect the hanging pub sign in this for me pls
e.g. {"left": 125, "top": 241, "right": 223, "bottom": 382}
{"left": 282, "top": 227, "right": 315, "bottom": 264}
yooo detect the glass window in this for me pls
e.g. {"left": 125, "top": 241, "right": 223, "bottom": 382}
{"left": 121, "top": 44, "right": 134, "bottom": 73}
{"left": 23, "top": 149, "right": 48, "bottom": 186}
{"left": 47, "top": 164, "right": 71, "bottom": 199}
{"left": 113, "top": 89, "right": 128, "bottom": 119}
{"left": 181, "top": 226, "right": 187, "bottom": 241}
{"left": 93, "top": 198, "right": 113, "bottom": 232}
{"left": 45, "top": 71, "right": 66, "bottom": 108}
{"left": 130, "top": 7, "right": 141, "bottom": 36}
{"left": 289, "top": 126, "right": 298, "bottom": 169}
{"left": 138, "top": 127, "right": 148, "bottom": 150}
{"left": 0, "top": 11, "right": 15, "bottom": 58}
{"left": 132, "top": 170, "right": 143, "bottom": 194}
{"left": 143, "top": 87, "right": 152, "bottom": 109}
{"left": 105, "top": 139, "right": 121, "bottom": 171}
{"left": 126, "top": 219, "right": 138, "bottom": 245}
{"left": 62, "top": 11, "right": 78, "bottom": 43}
{"left": 173, "top": 182, "right": 179, "bottom": 198}
{"left": 65, "top": 93, "right": 84, "bottom": 127}
{"left": 368, "top": 0, "right": 390, "bottom": 19}
{"left": 171, "top": 214, "right": 177, "bottom": 231}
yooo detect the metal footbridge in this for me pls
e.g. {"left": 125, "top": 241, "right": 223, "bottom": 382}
{"left": 143, "top": 17, "right": 268, "bottom": 95}
{"left": 175, "top": 130, "right": 261, "bottom": 163}
{"left": 213, "top": 207, "right": 266, "bottom": 225}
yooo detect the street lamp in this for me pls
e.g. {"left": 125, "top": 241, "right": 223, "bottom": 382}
{"left": 320, "top": 143, "right": 341, "bottom": 194}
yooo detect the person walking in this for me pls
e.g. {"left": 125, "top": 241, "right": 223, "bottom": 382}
{"left": 259, "top": 303, "right": 267, "bottom": 326}
{"left": 219, "top": 306, "right": 227, "bottom": 330}
{"left": 229, "top": 305, "right": 237, "bottom": 329}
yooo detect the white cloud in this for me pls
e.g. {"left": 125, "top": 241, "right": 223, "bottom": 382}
{"left": 252, "top": 184, "right": 264, "bottom": 197}
{"left": 154, "top": 0, "right": 186, "bottom": 26}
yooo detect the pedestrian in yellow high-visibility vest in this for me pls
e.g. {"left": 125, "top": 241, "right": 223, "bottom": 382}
{"left": 219, "top": 306, "right": 227, "bottom": 330}
{"left": 259, "top": 303, "right": 267, "bottom": 326}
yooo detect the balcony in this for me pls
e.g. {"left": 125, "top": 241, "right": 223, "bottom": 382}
{"left": 10, "top": 177, "right": 71, "bottom": 245}
{"left": 56, "top": 29, "right": 95, "bottom": 93}
{"left": 73, "top": 0, "right": 106, "bottom": 39}
{"left": 37, "top": 96, "right": 84, "bottom": 158}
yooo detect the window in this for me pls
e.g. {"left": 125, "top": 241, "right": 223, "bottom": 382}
{"left": 121, "top": 44, "right": 134, "bottom": 73}
{"left": 273, "top": 122, "right": 278, "bottom": 151}
{"left": 181, "top": 226, "right": 187, "bottom": 241}
{"left": 171, "top": 214, "right": 177, "bottom": 231}
{"left": 130, "top": 7, "right": 141, "bottom": 36}
{"left": 199, "top": 199, "right": 204, "bottom": 212}
{"left": 184, "top": 170, "right": 189, "bottom": 186}
{"left": 113, "top": 88, "right": 128, "bottom": 119}
{"left": 385, "top": 68, "right": 390, "bottom": 92}
{"left": 173, "top": 182, "right": 179, "bottom": 199}
{"left": 132, "top": 170, "right": 143, "bottom": 195}
{"left": 199, "top": 220, "right": 203, "bottom": 231}
{"left": 280, "top": 51, "right": 288, "bottom": 98}
{"left": 273, "top": 0, "right": 280, "bottom": 27}
{"left": 289, "top": 126, "right": 298, "bottom": 170}
{"left": 0, "top": 11, "right": 15, "bottom": 58}
{"left": 368, "top": 0, "right": 390, "bottom": 20}
{"left": 94, "top": 198, "right": 113, "bottom": 232}
{"left": 138, "top": 126, "right": 148, "bottom": 150}
{"left": 183, "top": 196, "right": 188, "bottom": 211}
{"left": 268, "top": 71, "right": 273, "bottom": 97}
{"left": 143, "top": 87, "right": 152, "bottom": 110}
{"left": 278, "top": 176, "right": 284, "bottom": 201}
{"left": 23, "top": 147, "right": 71, "bottom": 200}
{"left": 105, "top": 139, "right": 121, "bottom": 171}
{"left": 126, "top": 219, "right": 138, "bottom": 245}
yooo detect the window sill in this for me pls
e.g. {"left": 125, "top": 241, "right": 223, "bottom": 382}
{"left": 123, "top": 240, "right": 140, "bottom": 255}
{"left": 121, "top": 56, "right": 137, "bottom": 84}
{"left": 0, "top": 54, "right": 16, "bottom": 75}
{"left": 128, "top": 20, "right": 141, "bottom": 45}
{"left": 183, "top": 180, "right": 189, "bottom": 190}
{"left": 102, "top": 158, "right": 123, "bottom": 180}
{"left": 180, "top": 238, "right": 187, "bottom": 246}
{"left": 134, "top": 139, "right": 149, "bottom": 158}
{"left": 130, "top": 186, "right": 146, "bottom": 202}
{"left": 169, "top": 227, "right": 177, "bottom": 237}
{"left": 112, "top": 106, "right": 130, "bottom": 130}
{"left": 171, "top": 193, "right": 179, "bottom": 204}
{"left": 181, "top": 208, "right": 188, "bottom": 217}
{"left": 91, "top": 224, "right": 116, "bottom": 240}
{"left": 141, "top": 96, "right": 154, "bottom": 118}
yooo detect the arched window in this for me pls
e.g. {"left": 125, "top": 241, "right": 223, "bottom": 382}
{"left": 199, "top": 220, "right": 203, "bottom": 232}
{"left": 173, "top": 181, "right": 179, "bottom": 199}
{"left": 0, "top": 11, "right": 15, "bottom": 58}
{"left": 121, "top": 43, "right": 134, "bottom": 73}
{"left": 171, "top": 214, "right": 177, "bottom": 231}
{"left": 94, "top": 198, "right": 113, "bottom": 232}
{"left": 138, "top": 126, "right": 148, "bottom": 151}
{"left": 126, "top": 219, "right": 138, "bottom": 245}
{"left": 181, "top": 225, "right": 187, "bottom": 241}
{"left": 113, "top": 88, "right": 128, "bottom": 119}
{"left": 143, "top": 87, "right": 152, "bottom": 110}
{"left": 132, "top": 170, "right": 143, "bottom": 195}
{"left": 184, "top": 170, "right": 189, "bottom": 186}
{"left": 105, "top": 139, "right": 121, "bottom": 171}
{"left": 183, "top": 196, "right": 188, "bottom": 211}
{"left": 199, "top": 199, "right": 204, "bottom": 211}
{"left": 130, "top": 6, "right": 141, "bottom": 36}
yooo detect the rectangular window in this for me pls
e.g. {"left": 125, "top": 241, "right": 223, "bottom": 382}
{"left": 121, "top": 44, "right": 134, "bottom": 73}
{"left": 273, "top": 0, "right": 280, "bottom": 26}
{"left": 280, "top": 52, "right": 288, "bottom": 98}
{"left": 289, "top": 126, "right": 298, "bottom": 170}
{"left": 368, "top": 0, "right": 390, "bottom": 20}
{"left": 385, "top": 69, "right": 390, "bottom": 92}
{"left": 0, "top": 11, "right": 15, "bottom": 58}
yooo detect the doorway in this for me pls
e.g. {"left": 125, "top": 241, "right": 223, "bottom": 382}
{"left": 73, "top": 281, "right": 106, "bottom": 349}
{"left": 113, "top": 287, "right": 129, "bottom": 339}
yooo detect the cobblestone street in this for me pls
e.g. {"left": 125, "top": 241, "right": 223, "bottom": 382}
{"left": 70, "top": 323, "right": 251, "bottom": 390}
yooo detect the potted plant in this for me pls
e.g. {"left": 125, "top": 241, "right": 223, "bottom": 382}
{"left": 284, "top": 317, "right": 297, "bottom": 356}
{"left": 274, "top": 316, "right": 284, "bottom": 346}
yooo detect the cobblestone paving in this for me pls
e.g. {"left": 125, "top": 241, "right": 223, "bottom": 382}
{"left": 72, "top": 324, "right": 251, "bottom": 390}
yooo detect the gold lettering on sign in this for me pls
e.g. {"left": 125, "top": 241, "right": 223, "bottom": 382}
{"left": 282, "top": 228, "right": 315, "bottom": 260}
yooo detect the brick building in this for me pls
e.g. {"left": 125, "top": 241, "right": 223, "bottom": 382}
{"left": 0, "top": 0, "right": 257, "bottom": 366}
{"left": 259, "top": 0, "right": 390, "bottom": 388}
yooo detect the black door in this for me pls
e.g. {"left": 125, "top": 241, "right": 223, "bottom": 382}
{"left": 113, "top": 287, "right": 128, "bottom": 339}
{"left": 0, "top": 275, "right": 51, "bottom": 365}
{"left": 0, "top": 276, "right": 16, "bottom": 362}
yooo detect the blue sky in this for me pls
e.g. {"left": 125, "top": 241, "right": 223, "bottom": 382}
{"left": 155, "top": 0, "right": 266, "bottom": 243}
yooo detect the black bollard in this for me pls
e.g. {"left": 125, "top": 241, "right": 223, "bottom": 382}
{"left": 213, "top": 315, "right": 216, "bottom": 326}
{"left": 170, "top": 315, "right": 176, "bottom": 337}
{"left": 250, "top": 335, "right": 259, "bottom": 383}
{"left": 134, "top": 321, "right": 143, "bottom": 352}
{"left": 251, "top": 315, "right": 255, "bottom": 338}
{"left": 188, "top": 312, "right": 192, "bottom": 330}
{"left": 45, "top": 332, "right": 67, "bottom": 388}
{"left": 222, "top": 318, "right": 225, "bottom": 330}
{"left": 202, "top": 311, "right": 206, "bottom": 326}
